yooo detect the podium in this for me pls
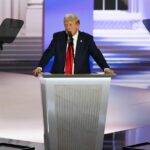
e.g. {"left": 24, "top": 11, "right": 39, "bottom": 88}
{"left": 40, "top": 74, "right": 111, "bottom": 150}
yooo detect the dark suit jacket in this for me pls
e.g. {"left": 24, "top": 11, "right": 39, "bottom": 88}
{"left": 38, "top": 31, "right": 109, "bottom": 74}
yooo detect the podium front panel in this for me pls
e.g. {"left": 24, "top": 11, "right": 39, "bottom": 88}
{"left": 40, "top": 76, "right": 111, "bottom": 150}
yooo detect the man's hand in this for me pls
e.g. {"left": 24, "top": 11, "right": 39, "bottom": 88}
{"left": 32, "top": 67, "right": 42, "bottom": 76}
{"left": 104, "top": 68, "right": 116, "bottom": 76}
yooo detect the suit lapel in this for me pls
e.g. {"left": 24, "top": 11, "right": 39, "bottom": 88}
{"left": 75, "top": 31, "right": 83, "bottom": 59}
{"left": 61, "top": 31, "right": 67, "bottom": 53}
{"left": 59, "top": 31, "right": 67, "bottom": 69}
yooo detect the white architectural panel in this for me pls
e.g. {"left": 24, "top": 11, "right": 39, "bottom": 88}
{"left": 0, "top": 0, "right": 43, "bottom": 37}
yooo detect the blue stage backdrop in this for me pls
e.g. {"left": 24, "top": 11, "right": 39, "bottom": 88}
{"left": 44, "top": 0, "right": 93, "bottom": 72}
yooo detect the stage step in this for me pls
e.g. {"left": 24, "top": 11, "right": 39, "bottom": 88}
{"left": 93, "top": 24, "right": 150, "bottom": 74}
{"left": 0, "top": 37, "right": 42, "bottom": 74}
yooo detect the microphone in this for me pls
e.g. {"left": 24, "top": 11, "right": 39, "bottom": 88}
{"left": 67, "top": 31, "right": 73, "bottom": 44}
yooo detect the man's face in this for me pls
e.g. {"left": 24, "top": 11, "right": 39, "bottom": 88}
{"left": 64, "top": 20, "right": 79, "bottom": 36}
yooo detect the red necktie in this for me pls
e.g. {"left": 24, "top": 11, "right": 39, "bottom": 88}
{"left": 64, "top": 42, "right": 74, "bottom": 75}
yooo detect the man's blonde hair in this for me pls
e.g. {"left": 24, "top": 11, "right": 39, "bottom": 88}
{"left": 64, "top": 14, "right": 80, "bottom": 24}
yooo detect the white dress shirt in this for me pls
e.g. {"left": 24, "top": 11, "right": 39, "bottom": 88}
{"left": 72, "top": 31, "right": 79, "bottom": 55}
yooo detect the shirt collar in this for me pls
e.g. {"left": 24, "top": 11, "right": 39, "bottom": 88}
{"left": 72, "top": 31, "right": 79, "bottom": 40}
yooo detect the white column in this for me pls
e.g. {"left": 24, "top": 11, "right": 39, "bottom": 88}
{"left": 138, "top": 0, "right": 144, "bottom": 14}
{"left": 128, "top": 0, "right": 139, "bottom": 13}
{"left": 19, "top": 0, "right": 28, "bottom": 21}
{"left": 0, "top": 0, "right": 11, "bottom": 24}
{"left": 116, "top": 0, "right": 118, "bottom": 10}
{"left": 138, "top": 0, "right": 150, "bottom": 19}
{"left": 102, "top": 0, "right": 105, "bottom": 10}
{"left": 2, "top": 0, "right": 11, "bottom": 18}
{"left": 26, "top": 0, "right": 43, "bottom": 36}
{"left": 26, "top": 3, "right": 43, "bottom": 36}
{"left": 127, "top": 0, "right": 131, "bottom": 12}
{"left": 12, "top": 0, "right": 20, "bottom": 19}
{"left": 18, "top": 0, "right": 28, "bottom": 35}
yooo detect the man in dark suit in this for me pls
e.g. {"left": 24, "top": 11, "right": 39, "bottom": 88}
{"left": 33, "top": 14, "right": 115, "bottom": 76}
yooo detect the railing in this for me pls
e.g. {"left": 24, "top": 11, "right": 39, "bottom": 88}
{"left": 94, "top": 0, "right": 128, "bottom": 10}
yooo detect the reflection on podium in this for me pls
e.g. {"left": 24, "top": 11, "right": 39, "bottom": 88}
{"left": 40, "top": 74, "right": 111, "bottom": 150}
